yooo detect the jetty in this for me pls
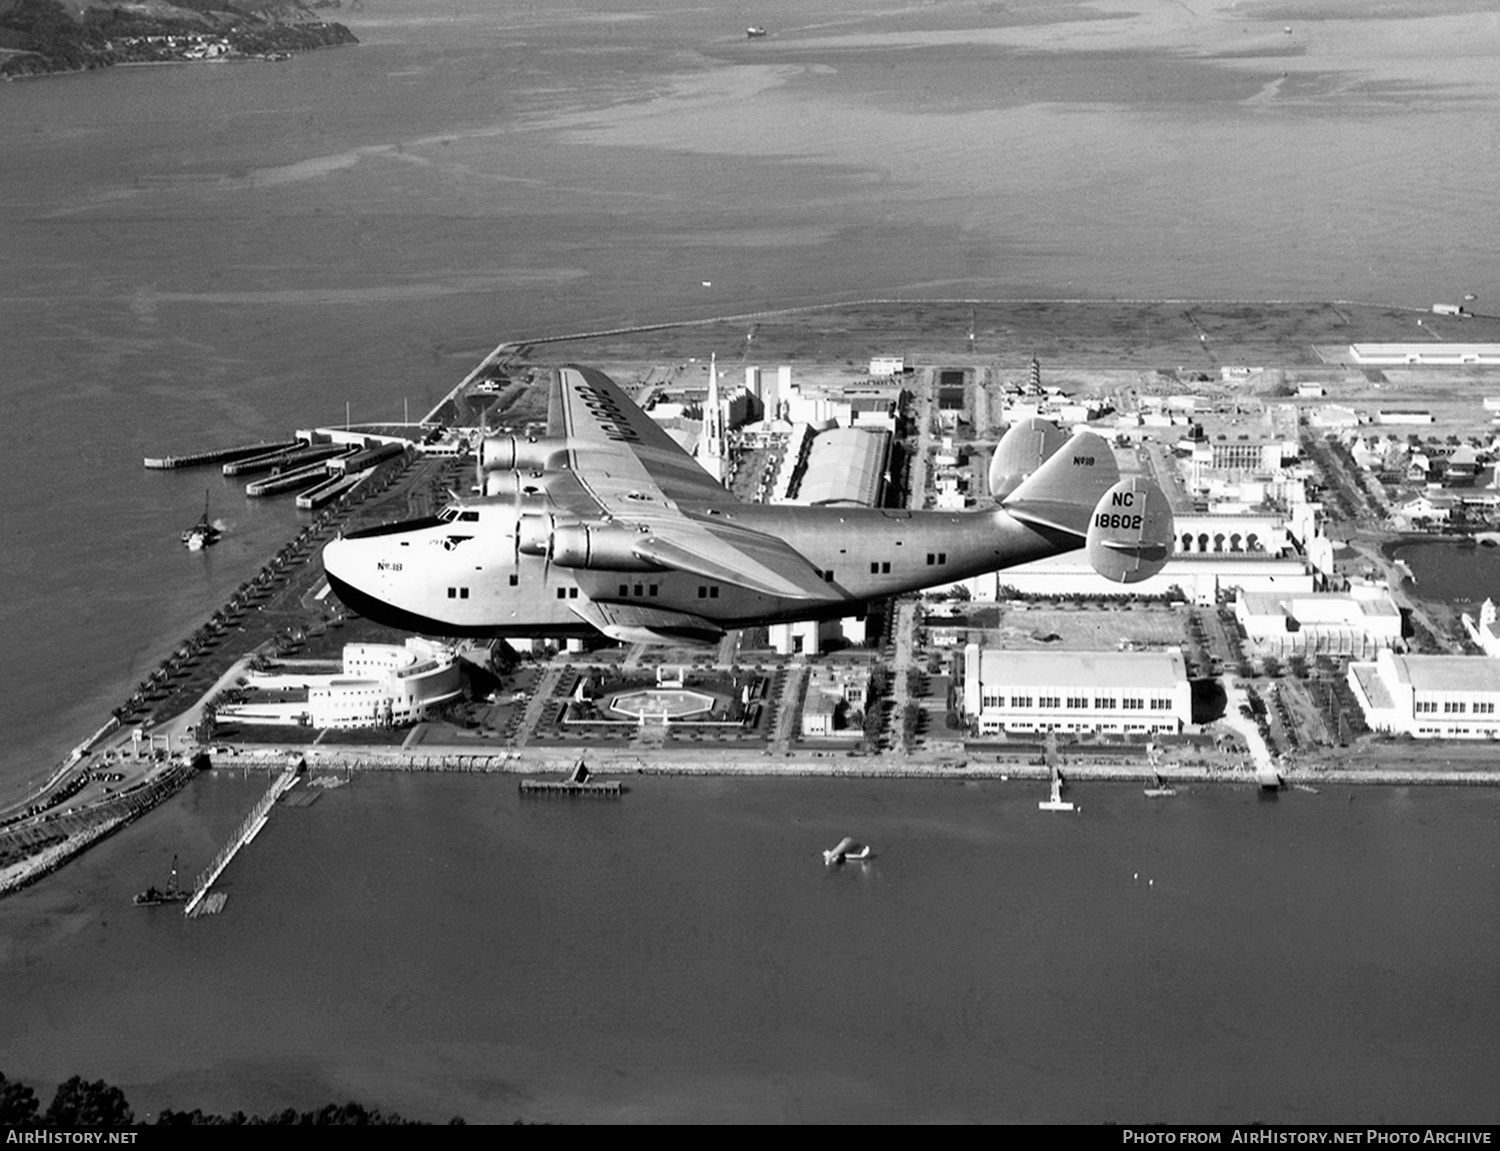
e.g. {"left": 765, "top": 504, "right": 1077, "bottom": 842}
{"left": 519, "top": 761, "right": 621, "bottom": 797}
{"left": 221, "top": 442, "right": 345, "bottom": 476}
{"left": 1038, "top": 731, "right": 1076, "bottom": 811}
{"left": 295, "top": 472, "right": 364, "bottom": 510}
{"left": 244, "top": 456, "right": 353, "bottom": 498}
{"left": 183, "top": 764, "right": 299, "bottom": 918}
{"left": 143, "top": 441, "right": 297, "bottom": 470}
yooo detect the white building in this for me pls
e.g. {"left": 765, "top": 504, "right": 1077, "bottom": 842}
{"left": 220, "top": 638, "right": 462, "bottom": 729}
{"left": 1235, "top": 589, "right": 1402, "bottom": 658}
{"left": 1349, "top": 344, "right": 1500, "bottom": 366}
{"left": 801, "top": 664, "right": 871, "bottom": 738}
{"left": 962, "top": 645, "right": 1191, "bottom": 736}
{"left": 986, "top": 550, "right": 1313, "bottom": 606}
{"left": 1347, "top": 650, "right": 1500, "bottom": 738}
{"left": 1462, "top": 598, "right": 1500, "bottom": 658}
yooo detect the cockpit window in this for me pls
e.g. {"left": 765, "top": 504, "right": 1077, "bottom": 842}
{"left": 458, "top": 511, "right": 480, "bottom": 522}
{"left": 438, "top": 507, "right": 459, "bottom": 523}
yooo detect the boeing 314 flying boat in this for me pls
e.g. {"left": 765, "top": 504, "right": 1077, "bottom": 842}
{"left": 321, "top": 365, "right": 1174, "bottom": 645}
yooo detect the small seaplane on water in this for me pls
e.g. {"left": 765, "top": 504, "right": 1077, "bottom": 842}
{"left": 823, "top": 836, "right": 871, "bottom": 865}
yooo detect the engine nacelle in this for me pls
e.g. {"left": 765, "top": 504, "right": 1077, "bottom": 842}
{"left": 480, "top": 435, "right": 571, "bottom": 474}
{"left": 517, "top": 514, "right": 660, "bottom": 571}
{"left": 1086, "top": 477, "right": 1174, "bottom": 584}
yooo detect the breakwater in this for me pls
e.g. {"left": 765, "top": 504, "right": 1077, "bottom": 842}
{"left": 0, "top": 757, "right": 200, "bottom": 898}
{"left": 143, "top": 441, "right": 296, "bottom": 469}
{"left": 203, "top": 749, "right": 1500, "bottom": 788}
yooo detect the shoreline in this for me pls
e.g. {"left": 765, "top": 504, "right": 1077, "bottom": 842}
{"left": 9, "top": 294, "right": 1500, "bottom": 900}
{"left": 205, "top": 748, "right": 1500, "bottom": 790}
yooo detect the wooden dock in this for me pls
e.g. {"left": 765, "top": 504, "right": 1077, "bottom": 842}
{"left": 184, "top": 766, "right": 298, "bottom": 918}
{"left": 519, "top": 761, "right": 622, "bottom": 797}
{"left": 519, "top": 778, "right": 622, "bottom": 797}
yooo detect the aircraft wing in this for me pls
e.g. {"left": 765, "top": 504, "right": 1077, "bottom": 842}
{"left": 540, "top": 365, "right": 835, "bottom": 603}
{"left": 548, "top": 365, "right": 736, "bottom": 505}
{"left": 568, "top": 600, "right": 723, "bottom": 646}
{"left": 633, "top": 513, "right": 834, "bottom": 601}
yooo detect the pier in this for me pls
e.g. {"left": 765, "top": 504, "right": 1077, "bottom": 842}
{"left": 244, "top": 456, "right": 354, "bottom": 498}
{"left": 519, "top": 761, "right": 622, "bottom": 797}
{"left": 183, "top": 765, "right": 298, "bottom": 918}
{"left": 221, "top": 442, "right": 344, "bottom": 476}
{"left": 519, "top": 778, "right": 623, "bottom": 797}
{"left": 295, "top": 472, "right": 364, "bottom": 509}
{"left": 143, "top": 441, "right": 297, "bottom": 470}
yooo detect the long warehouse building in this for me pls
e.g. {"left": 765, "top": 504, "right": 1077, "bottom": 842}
{"left": 962, "top": 645, "right": 1191, "bottom": 737}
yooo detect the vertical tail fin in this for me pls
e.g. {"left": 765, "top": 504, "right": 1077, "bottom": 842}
{"left": 989, "top": 417, "right": 1069, "bottom": 501}
{"left": 1001, "top": 433, "right": 1175, "bottom": 583}
{"left": 999, "top": 429, "right": 1119, "bottom": 536}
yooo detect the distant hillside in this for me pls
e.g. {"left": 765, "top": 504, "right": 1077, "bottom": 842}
{"left": 0, "top": 0, "right": 356, "bottom": 78}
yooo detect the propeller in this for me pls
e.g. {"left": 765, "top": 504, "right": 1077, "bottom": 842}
{"left": 511, "top": 470, "right": 523, "bottom": 577}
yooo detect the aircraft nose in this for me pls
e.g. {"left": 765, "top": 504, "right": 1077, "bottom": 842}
{"left": 321, "top": 535, "right": 352, "bottom": 582}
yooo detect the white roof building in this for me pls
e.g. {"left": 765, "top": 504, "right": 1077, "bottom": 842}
{"left": 786, "top": 427, "right": 890, "bottom": 507}
{"left": 1349, "top": 344, "right": 1500, "bottom": 366}
{"left": 1347, "top": 650, "right": 1500, "bottom": 738}
{"left": 986, "top": 551, "right": 1313, "bottom": 606}
{"left": 219, "top": 638, "right": 462, "bottom": 730}
{"left": 1235, "top": 590, "right": 1403, "bottom": 658}
{"left": 962, "top": 645, "right": 1190, "bottom": 736}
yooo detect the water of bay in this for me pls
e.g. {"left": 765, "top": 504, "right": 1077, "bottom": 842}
{"left": 4, "top": 0, "right": 1500, "bottom": 1121}
{"left": 1393, "top": 539, "right": 1500, "bottom": 608}
{"left": 2, "top": 773, "right": 1496, "bottom": 1124}
{"left": 5, "top": 0, "right": 1500, "bottom": 794}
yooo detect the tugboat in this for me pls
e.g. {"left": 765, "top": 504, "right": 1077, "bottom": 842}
{"left": 181, "top": 492, "right": 221, "bottom": 551}
{"left": 133, "top": 855, "right": 189, "bottom": 906}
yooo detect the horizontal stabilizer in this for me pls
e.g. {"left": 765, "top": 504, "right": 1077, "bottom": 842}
{"left": 1000, "top": 430, "right": 1120, "bottom": 537}
{"left": 569, "top": 600, "right": 723, "bottom": 646}
{"left": 989, "top": 418, "right": 1069, "bottom": 501}
{"left": 633, "top": 517, "right": 833, "bottom": 601}
{"left": 1085, "top": 477, "right": 1175, "bottom": 583}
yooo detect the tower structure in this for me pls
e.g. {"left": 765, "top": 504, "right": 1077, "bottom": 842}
{"left": 699, "top": 353, "right": 728, "bottom": 483}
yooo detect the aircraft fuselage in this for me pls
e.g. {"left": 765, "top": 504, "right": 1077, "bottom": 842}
{"left": 322, "top": 500, "right": 1069, "bottom": 639}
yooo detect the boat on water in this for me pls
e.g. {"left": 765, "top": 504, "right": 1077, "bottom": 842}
{"left": 746, "top": 26, "right": 767, "bottom": 38}
{"left": 182, "top": 492, "right": 221, "bottom": 551}
{"left": 823, "top": 836, "right": 871, "bottom": 864}
{"left": 1143, "top": 786, "right": 1177, "bottom": 798}
{"left": 133, "top": 855, "right": 189, "bottom": 906}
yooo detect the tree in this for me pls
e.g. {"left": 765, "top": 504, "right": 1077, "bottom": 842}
{"left": 44, "top": 1076, "right": 134, "bottom": 1127}
{"left": 0, "top": 1073, "right": 39, "bottom": 1126}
